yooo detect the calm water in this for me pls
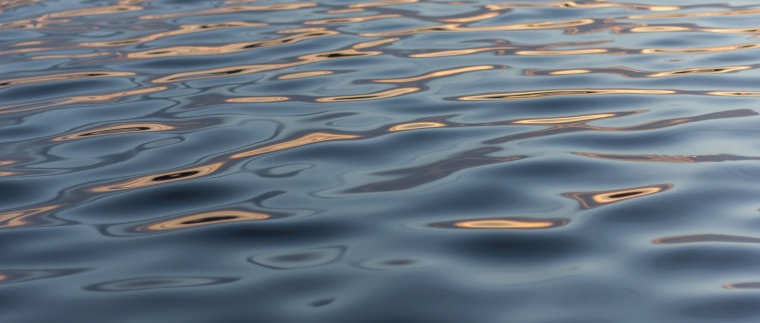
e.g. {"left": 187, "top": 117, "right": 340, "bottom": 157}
{"left": 2, "top": 0, "right": 760, "bottom": 322}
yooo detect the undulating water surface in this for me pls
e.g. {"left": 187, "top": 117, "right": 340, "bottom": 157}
{"left": 2, "top": 0, "right": 760, "bottom": 321}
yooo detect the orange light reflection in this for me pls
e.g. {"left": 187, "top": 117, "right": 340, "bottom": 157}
{"left": 231, "top": 133, "right": 359, "bottom": 159}
{"left": 136, "top": 210, "right": 270, "bottom": 232}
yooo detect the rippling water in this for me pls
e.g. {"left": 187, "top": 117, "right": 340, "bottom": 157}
{"left": 3, "top": 0, "right": 760, "bottom": 322}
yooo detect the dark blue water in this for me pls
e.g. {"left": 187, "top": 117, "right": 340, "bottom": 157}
{"left": 2, "top": 0, "right": 760, "bottom": 322}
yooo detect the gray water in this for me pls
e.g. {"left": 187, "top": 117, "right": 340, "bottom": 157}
{"left": 2, "top": 0, "right": 760, "bottom": 322}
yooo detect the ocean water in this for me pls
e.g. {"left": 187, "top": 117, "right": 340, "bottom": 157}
{"left": 2, "top": 0, "right": 760, "bottom": 322}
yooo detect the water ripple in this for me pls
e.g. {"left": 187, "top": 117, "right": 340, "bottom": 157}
{"left": 3, "top": 0, "right": 760, "bottom": 321}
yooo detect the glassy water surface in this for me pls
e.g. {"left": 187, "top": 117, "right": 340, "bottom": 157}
{"left": 2, "top": 0, "right": 760, "bottom": 322}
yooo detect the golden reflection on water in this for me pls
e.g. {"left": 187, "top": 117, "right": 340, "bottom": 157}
{"left": 52, "top": 123, "right": 175, "bottom": 141}
{"left": 374, "top": 66, "right": 496, "bottom": 83}
{"left": 646, "top": 66, "right": 753, "bottom": 77}
{"left": 628, "top": 9, "right": 760, "bottom": 20}
{"left": 278, "top": 71, "right": 333, "bottom": 80}
{"left": 486, "top": 2, "right": 679, "bottom": 11}
{"left": 653, "top": 234, "right": 760, "bottom": 245}
{"left": 135, "top": 210, "right": 270, "bottom": 232}
{"left": 31, "top": 52, "right": 112, "bottom": 60}
{"left": 576, "top": 152, "right": 760, "bottom": 163}
{"left": 352, "top": 37, "right": 399, "bottom": 49}
{"left": 0, "top": 72, "right": 135, "bottom": 88}
{"left": 81, "top": 22, "right": 267, "bottom": 48}
{"left": 628, "top": 26, "right": 691, "bottom": 33}
{"left": 707, "top": 91, "right": 760, "bottom": 97}
{"left": 641, "top": 43, "right": 760, "bottom": 55}
{"left": 12, "top": 40, "right": 44, "bottom": 46}
{"left": 50, "top": 5, "right": 143, "bottom": 18}
{"left": 88, "top": 132, "right": 361, "bottom": 193}
{"left": 525, "top": 66, "right": 753, "bottom": 78}
{"left": 361, "top": 19, "right": 595, "bottom": 36}
{"left": 306, "top": 14, "right": 400, "bottom": 25}
{"left": 0, "top": 86, "right": 167, "bottom": 115}
{"left": 623, "top": 25, "right": 760, "bottom": 35}
{"left": 0, "top": 159, "right": 17, "bottom": 177}
{"left": 513, "top": 113, "right": 617, "bottom": 125}
{"left": 0, "top": 0, "right": 39, "bottom": 12}
{"left": 226, "top": 96, "right": 290, "bottom": 103}
{"left": 139, "top": 3, "right": 317, "bottom": 20}
{"left": 129, "top": 30, "right": 338, "bottom": 59}
{"left": 431, "top": 217, "right": 568, "bottom": 229}
{"left": 389, "top": 122, "right": 446, "bottom": 132}
{"left": 90, "top": 162, "right": 224, "bottom": 192}
{"left": 1, "top": 5, "right": 141, "bottom": 28}
{"left": 348, "top": 0, "right": 417, "bottom": 8}
{"left": 410, "top": 47, "right": 506, "bottom": 58}
{"left": 0, "top": 205, "right": 60, "bottom": 228}
{"left": 441, "top": 12, "right": 500, "bottom": 23}
{"left": 317, "top": 87, "right": 419, "bottom": 102}
{"left": 231, "top": 133, "right": 360, "bottom": 158}
{"left": 326, "top": 8, "right": 365, "bottom": 14}
{"left": 565, "top": 184, "right": 673, "bottom": 209}
{"left": 515, "top": 48, "right": 609, "bottom": 56}
{"left": 459, "top": 89, "right": 675, "bottom": 100}
{"left": 153, "top": 49, "right": 381, "bottom": 83}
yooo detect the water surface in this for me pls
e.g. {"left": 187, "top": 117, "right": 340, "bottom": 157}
{"left": 2, "top": 0, "right": 760, "bottom": 322}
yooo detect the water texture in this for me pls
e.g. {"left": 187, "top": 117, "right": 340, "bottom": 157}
{"left": 2, "top": 0, "right": 760, "bottom": 322}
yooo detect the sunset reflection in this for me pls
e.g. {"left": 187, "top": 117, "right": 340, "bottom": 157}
{"left": 52, "top": 123, "right": 175, "bottom": 141}
{"left": 430, "top": 217, "right": 568, "bottom": 229}
{"left": 317, "top": 87, "right": 419, "bottom": 102}
{"left": 231, "top": 133, "right": 360, "bottom": 159}
{"left": 389, "top": 122, "right": 446, "bottom": 132}
{"left": 565, "top": 184, "right": 673, "bottom": 209}
{"left": 135, "top": 210, "right": 270, "bottom": 232}
{"left": 90, "top": 162, "right": 224, "bottom": 192}
{"left": 459, "top": 89, "right": 675, "bottom": 100}
{"left": 374, "top": 66, "right": 496, "bottom": 83}
{"left": 0, "top": 86, "right": 166, "bottom": 115}
{"left": 0, "top": 205, "right": 61, "bottom": 228}
{"left": 0, "top": 71, "right": 135, "bottom": 88}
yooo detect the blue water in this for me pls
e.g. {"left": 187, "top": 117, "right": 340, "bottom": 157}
{"left": 2, "top": 0, "right": 760, "bottom": 322}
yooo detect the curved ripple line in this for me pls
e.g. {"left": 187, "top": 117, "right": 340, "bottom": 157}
{"left": 52, "top": 123, "right": 176, "bottom": 141}
{"left": 139, "top": 3, "right": 316, "bottom": 20}
{"left": 128, "top": 30, "right": 339, "bottom": 59}
{"left": 564, "top": 184, "right": 673, "bottom": 209}
{"left": 458, "top": 89, "right": 676, "bottom": 100}
{"left": 525, "top": 65, "right": 754, "bottom": 78}
{"left": 231, "top": 133, "right": 360, "bottom": 159}
{"left": 80, "top": 22, "right": 268, "bottom": 48}
{"left": 373, "top": 65, "right": 497, "bottom": 83}
{"left": 430, "top": 217, "right": 569, "bottom": 230}
{"left": 0, "top": 205, "right": 64, "bottom": 228}
{"left": 576, "top": 152, "right": 760, "bottom": 164}
{"left": 654, "top": 234, "right": 760, "bottom": 245}
{"left": 153, "top": 49, "right": 381, "bottom": 83}
{"left": 0, "top": 86, "right": 167, "bottom": 115}
{"left": 134, "top": 209, "right": 271, "bottom": 233}
{"left": 90, "top": 162, "right": 225, "bottom": 193}
{"left": 316, "top": 87, "right": 419, "bottom": 102}
{"left": 0, "top": 71, "right": 135, "bottom": 88}
{"left": 360, "top": 19, "right": 596, "bottom": 36}
{"left": 84, "top": 276, "right": 239, "bottom": 292}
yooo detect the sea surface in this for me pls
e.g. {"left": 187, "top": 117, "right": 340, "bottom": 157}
{"left": 2, "top": 0, "right": 760, "bottom": 322}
